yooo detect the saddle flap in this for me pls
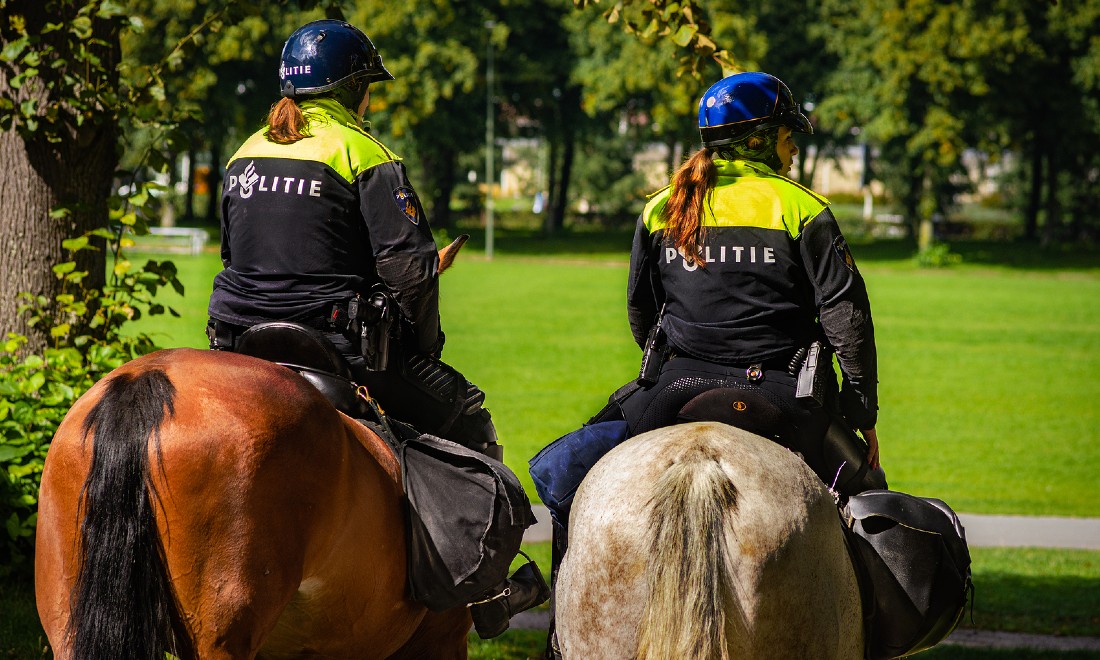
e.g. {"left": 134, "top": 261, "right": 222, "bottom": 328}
{"left": 843, "top": 490, "right": 972, "bottom": 659}
{"left": 846, "top": 490, "right": 967, "bottom": 542}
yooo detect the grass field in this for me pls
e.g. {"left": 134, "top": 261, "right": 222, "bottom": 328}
{"left": 127, "top": 229, "right": 1100, "bottom": 516}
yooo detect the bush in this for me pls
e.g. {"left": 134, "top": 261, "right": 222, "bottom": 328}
{"left": 915, "top": 242, "right": 963, "bottom": 268}
{"left": 0, "top": 221, "right": 181, "bottom": 577}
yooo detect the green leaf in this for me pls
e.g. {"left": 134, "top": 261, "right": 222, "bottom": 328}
{"left": 62, "top": 236, "right": 89, "bottom": 251}
{"left": 22, "top": 371, "right": 46, "bottom": 394}
{"left": 52, "top": 261, "right": 77, "bottom": 275}
{"left": 113, "top": 260, "right": 132, "bottom": 276}
{"left": 1, "top": 37, "right": 28, "bottom": 63}
{"left": 71, "top": 16, "right": 93, "bottom": 39}
{"left": 0, "top": 445, "right": 30, "bottom": 462}
{"left": 50, "top": 324, "right": 71, "bottom": 338}
{"left": 49, "top": 206, "right": 71, "bottom": 219}
{"left": 672, "top": 23, "right": 697, "bottom": 47}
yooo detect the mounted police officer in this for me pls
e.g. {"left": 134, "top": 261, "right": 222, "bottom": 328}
{"left": 542, "top": 72, "right": 885, "bottom": 659}
{"left": 207, "top": 19, "right": 545, "bottom": 637}
{"left": 612, "top": 71, "right": 884, "bottom": 486}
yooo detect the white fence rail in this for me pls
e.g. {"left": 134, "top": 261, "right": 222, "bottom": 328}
{"left": 146, "top": 227, "right": 209, "bottom": 255}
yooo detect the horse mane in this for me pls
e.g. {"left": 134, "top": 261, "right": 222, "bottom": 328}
{"left": 636, "top": 440, "right": 743, "bottom": 660}
{"left": 69, "top": 369, "right": 194, "bottom": 660}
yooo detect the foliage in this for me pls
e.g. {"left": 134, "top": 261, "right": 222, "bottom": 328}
{"left": 573, "top": 0, "right": 737, "bottom": 76}
{"left": 914, "top": 242, "right": 962, "bottom": 268}
{"left": 0, "top": 189, "right": 183, "bottom": 578}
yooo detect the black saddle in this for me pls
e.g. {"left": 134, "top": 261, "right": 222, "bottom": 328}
{"left": 235, "top": 321, "right": 374, "bottom": 420}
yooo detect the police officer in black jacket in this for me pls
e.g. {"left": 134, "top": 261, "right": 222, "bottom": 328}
{"left": 208, "top": 20, "right": 497, "bottom": 457}
{"left": 612, "top": 72, "right": 883, "bottom": 487}
{"left": 207, "top": 20, "right": 547, "bottom": 638}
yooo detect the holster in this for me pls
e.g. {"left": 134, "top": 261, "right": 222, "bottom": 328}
{"left": 331, "top": 290, "right": 396, "bottom": 371}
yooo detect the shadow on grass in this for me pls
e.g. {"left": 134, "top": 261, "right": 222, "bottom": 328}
{"left": 970, "top": 571, "right": 1100, "bottom": 637}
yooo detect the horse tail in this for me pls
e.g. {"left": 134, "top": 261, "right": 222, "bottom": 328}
{"left": 637, "top": 443, "right": 740, "bottom": 660}
{"left": 68, "top": 369, "right": 194, "bottom": 660}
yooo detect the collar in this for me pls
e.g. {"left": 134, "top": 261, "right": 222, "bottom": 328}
{"left": 299, "top": 97, "right": 365, "bottom": 131}
{"left": 714, "top": 158, "right": 778, "bottom": 177}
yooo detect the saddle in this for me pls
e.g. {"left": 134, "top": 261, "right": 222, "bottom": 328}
{"left": 235, "top": 321, "right": 377, "bottom": 421}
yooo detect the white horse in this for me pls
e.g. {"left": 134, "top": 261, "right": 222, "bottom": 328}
{"left": 555, "top": 421, "right": 864, "bottom": 660}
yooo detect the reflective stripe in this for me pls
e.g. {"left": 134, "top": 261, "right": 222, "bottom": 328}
{"left": 226, "top": 97, "right": 400, "bottom": 184}
{"left": 643, "top": 158, "right": 829, "bottom": 240}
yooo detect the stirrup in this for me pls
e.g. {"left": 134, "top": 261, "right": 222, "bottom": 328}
{"left": 470, "top": 552, "right": 550, "bottom": 639}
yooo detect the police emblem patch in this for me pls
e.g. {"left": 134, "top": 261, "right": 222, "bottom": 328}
{"left": 833, "top": 235, "right": 858, "bottom": 273}
{"left": 393, "top": 186, "right": 420, "bottom": 225}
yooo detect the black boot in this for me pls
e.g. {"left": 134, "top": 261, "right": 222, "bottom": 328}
{"left": 470, "top": 554, "right": 550, "bottom": 639}
{"left": 544, "top": 520, "right": 568, "bottom": 659}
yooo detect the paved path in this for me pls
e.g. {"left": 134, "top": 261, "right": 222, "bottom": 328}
{"left": 523, "top": 505, "right": 1100, "bottom": 550}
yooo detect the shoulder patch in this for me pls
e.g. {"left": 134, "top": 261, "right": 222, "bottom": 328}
{"left": 393, "top": 186, "right": 420, "bottom": 225}
{"left": 833, "top": 235, "right": 859, "bottom": 273}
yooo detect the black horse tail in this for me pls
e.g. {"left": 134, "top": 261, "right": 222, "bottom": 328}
{"left": 68, "top": 369, "right": 194, "bottom": 660}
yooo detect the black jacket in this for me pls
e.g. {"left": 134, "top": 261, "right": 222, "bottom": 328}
{"left": 627, "top": 158, "right": 878, "bottom": 429}
{"left": 209, "top": 98, "right": 441, "bottom": 354}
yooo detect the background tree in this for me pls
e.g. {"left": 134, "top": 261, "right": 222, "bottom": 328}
{"left": 0, "top": 1, "right": 127, "bottom": 352}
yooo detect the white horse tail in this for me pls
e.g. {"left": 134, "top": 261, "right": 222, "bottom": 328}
{"left": 636, "top": 442, "right": 740, "bottom": 660}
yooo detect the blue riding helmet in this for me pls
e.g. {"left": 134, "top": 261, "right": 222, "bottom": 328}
{"left": 698, "top": 72, "right": 813, "bottom": 148}
{"left": 279, "top": 19, "right": 394, "bottom": 99}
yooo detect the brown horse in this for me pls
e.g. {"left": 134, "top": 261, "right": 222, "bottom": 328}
{"left": 35, "top": 239, "right": 472, "bottom": 659}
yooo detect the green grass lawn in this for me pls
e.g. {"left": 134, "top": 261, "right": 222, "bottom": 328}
{"left": 127, "top": 233, "right": 1100, "bottom": 516}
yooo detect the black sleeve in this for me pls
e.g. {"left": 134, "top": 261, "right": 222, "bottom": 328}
{"left": 626, "top": 215, "right": 659, "bottom": 349}
{"left": 359, "top": 161, "right": 442, "bottom": 355}
{"left": 799, "top": 207, "right": 878, "bottom": 430}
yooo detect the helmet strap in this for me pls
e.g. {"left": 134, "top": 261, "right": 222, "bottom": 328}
{"left": 332, "top": 74, "right": 370, "bottom": 115}
{"left": 724, "top": 128, "right": 783, "bottom": 172}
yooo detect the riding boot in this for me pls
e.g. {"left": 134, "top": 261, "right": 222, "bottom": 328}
{"left": 544, "top": 520, "right": 568, "bottom": 659}
{"left": 821, "top": 416, "right": 887, "bottom": 496}
{"left": 470, "top": 554, "right": 550, "bottom": 639}
{"left": 449, "top": 407, "right": 504, "bottom": 461}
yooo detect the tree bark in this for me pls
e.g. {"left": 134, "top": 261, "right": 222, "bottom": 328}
{"left": 0, "top": 4, "right": 120, "bottom": 352}
{"left": 545, "top": 136, "right": 560, "bottom": 236}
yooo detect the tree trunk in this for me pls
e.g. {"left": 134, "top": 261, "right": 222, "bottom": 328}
{"left": 545, "top": 137, "right": 560, "bottom": 235}
{"left": 551, "top": 129, "right": 575, "bottom": 232}
{"left": 0, "top": 6, "right": 120, "bottom": 353}
{"left": 1024, "top": 143, "right": 1042, "bottom": 242}
{"left": 1041, "top": 144, "right": 1061, "bottom": 246}
{"left": 184, "top": 145, "right": 197, "bottom": 223}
